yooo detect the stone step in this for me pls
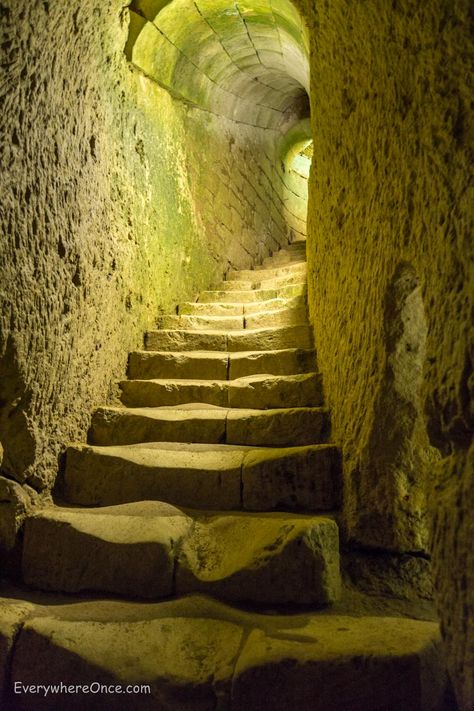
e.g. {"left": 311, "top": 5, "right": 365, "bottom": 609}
{"left": 145, "top": 324, "right": 313, "bottom": 352}
{"left": 228, "top": 348, "right": 315, "bottom": 378}
{"left": 156, "top": 307, "right": 307, "bottom": 332}
{"left": 262, "top": 246, "right": 306, "bottom": 260}
{"left": 218, "top": 274, "right": 306, "bottom": 291}
{"left": 63, "top": 442, "right": 341, "bottom": 511}
{"left": 89, "top": 405, "right": 330, "bottom": 447}
{"left": 272, "top": 242, "right": 307, "bottom": 254}
{"left": 158, "top": 313, "right": 245, "bottom": 331}
{"left": 120, "top": 372, "right": 323, "bottom": 409}
{"left": 260, "top": 254, "right": 306, "bottom": 268}
{"left": 198, "top": 282, "right": 306, "bottom": 303}
{"left": 22, "top": 504, "right": 340, "bottom": 605}
{"left": 245, "top": 305, "right": 307, "bottom": 330}
{"left": 286, "top": 239, "right": 307, "bottom": 249}
{"left": 243, "top": 294, "right": 306, "bottom": 314}
{"left": 198, "top": 282, "right": 307, "bottom": 304}
{"left": 228, "top": 261, "right": 306, "bottom": 281}
{"left": 128, "top": 348, "right": 316, "bottom": 380}
{"left": 179, "top": 301, "right": 244, "bottom": 316}
{"left": 8, "top": 596, "right": 445, "bottom": 711}
{"left": 178, "top": 294, "right": 305, "bottom": 316}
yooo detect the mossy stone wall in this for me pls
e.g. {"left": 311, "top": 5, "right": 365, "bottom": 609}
{"left": 0, "top": 0, "right": 291, "bottom": 548}
{"left": 295, "top": 0, "right": 472, "bottom": 705}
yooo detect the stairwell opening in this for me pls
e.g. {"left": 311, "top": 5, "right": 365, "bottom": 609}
{"left": 125, "top": 0, "right": 313, "bottom": 253}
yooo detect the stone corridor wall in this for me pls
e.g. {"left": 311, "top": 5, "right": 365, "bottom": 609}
{"left": 294, "top": 0, "right": 472, "bottom": 706}
{"left": 0, "top": 0, "right": 291, "bottom": 552}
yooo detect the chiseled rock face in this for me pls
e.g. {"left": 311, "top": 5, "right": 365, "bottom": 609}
{"left": 0, "top": 0, "right": 293, "bottom": 508}
{"left": 0, "top": 477, "right": 49, "bottom": 552}
{"left": 293, "top": 0, "right": 472, "bottom": 705}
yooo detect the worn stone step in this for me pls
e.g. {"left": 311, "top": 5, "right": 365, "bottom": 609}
{"left": 198, "top": 282, "right": 307, "bottom": 303}
{"left": 89, "top": 405, "right": 330, "bottom": 447}
{"left": 129, "top": 350, "right": 230, "bottom": 380}
{"left": 158, "top": 313, "right": 245, "bottom": 331}
{"left": 129, "top": 348, "right": 316, "bottom": 380}
{"left": 232, "top": 616, "right": 445, "bottom": 711}
{"left": 120, "top": 372, "right": 323, "bottom": 409}
{"left": 8, "top": 595, "right": 445, "bottom": 711}
{"left": 245, "top": 306, "right": 307, "bottom": 330}
{"left": 179, "top": 301, "right": 244, "bottom": 316}
{"left": 270, "top": 243, "right": 307, "bottom": 256}
{"left": 228, "top": 348, "right": 315, "bottom": 378}
{"left": 156, "top": 307, "right": 307, "bottom": 332}
{"left": 218, "top": 273, "right": 306, "bottom": 291}
{"left": 260, "top": 254, "right": 306, "bottom": 268}
{"left": 145, "top": 324, "right": 313, "bottom": 352}
{"left": 179, "top": 294, "right": 305, "bottom": 317}
{"left": 243, "top": 294, "right": 306, "bottom": 314}
{"left": 228, "top": 262, "right": 306, "bottom": 281}
{"left": 262, "top": 247, "right": 306, "bottom": 261}
{"left": 63, "top": 442, "right": 341, "bottom": 512}
{"left": 22, "top": 504, "right": 340, "bottom": 605}
{"left": 175, "top": 512, "right": 340, "bottom": 604}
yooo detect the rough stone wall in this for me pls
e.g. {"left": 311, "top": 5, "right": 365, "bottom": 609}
{"left": 181, "top": 109, "right": 293, "bottom": 269}
{"left": 0, "top": 0, "right": 292, "bottom": 552}
{"left": 294, "top": 0, "right": 473, "bottom": 706}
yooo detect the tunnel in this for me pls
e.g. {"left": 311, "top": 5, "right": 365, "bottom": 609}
{"left": 0, "top": 1, "right": 472, "bottom": 709}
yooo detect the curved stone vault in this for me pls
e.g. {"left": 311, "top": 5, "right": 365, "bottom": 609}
{"left": 0, "top": 0, "right": 472, "bottom": 708}
{"left": 126, "top": 0, "right": 310, "bottom": 130}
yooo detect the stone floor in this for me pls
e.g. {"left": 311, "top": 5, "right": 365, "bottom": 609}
{"left": 0, "top": 241, "right": 453, "bottom": 709}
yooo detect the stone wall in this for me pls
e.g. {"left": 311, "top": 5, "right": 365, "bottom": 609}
{"left": 295, "top": 0, "right": 472, "bottom": 706}
{"left": 0, "top": 0, "right": 293, "bottom": 551}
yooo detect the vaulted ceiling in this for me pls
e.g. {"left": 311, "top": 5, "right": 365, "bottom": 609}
{"left": 126, "top": 0, "right": 310, "bottom": 130}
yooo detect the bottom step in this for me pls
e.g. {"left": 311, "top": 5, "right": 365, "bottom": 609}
{"left": 5, "top": 594, "right": 446, "bottom": 711}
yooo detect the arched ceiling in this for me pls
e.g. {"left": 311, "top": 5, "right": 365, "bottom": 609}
{"left": 126, "top": 0, "right": 310, "bottom": 130}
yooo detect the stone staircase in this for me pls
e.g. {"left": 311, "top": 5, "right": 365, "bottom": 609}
{"left": 5, "top": 240, "right": 447, "bottom": 710}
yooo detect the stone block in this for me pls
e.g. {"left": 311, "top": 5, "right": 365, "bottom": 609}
{"left": 10, "top": 613, "right": 243, "bottom": 711}
{"left": 226, "top": 325, "right": 313, "bottom": 351}
{"left": 242, "top": 444, "right": 341, "bottom": 511}
{"left": 145, "top": 330, "right": 227, "bottom": 352}
{"left": 89, "top": 406, "right": 228, "bottom": 446}
{"left": 64, "top": 443, "right": 243, "bottom": 509}
{"left": 228, "top": 348, "right": 315, "bottom": 378}
{"left": 176, "top": 513, "right": 340, "bottom": 605}
{"left": 128, "top": 351, "right": 229, "bottom": 381}
{"left": 226, "top": 407, "right": 330, "bottom": 447}
{"left": 244, "top": 306, "right": 307, "bottom": 330}
{"left": 22, "top": 502, "right": 193, "bottom": 598}
{"left": 231, "top": 617, "right": 446, "bottom": 711}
